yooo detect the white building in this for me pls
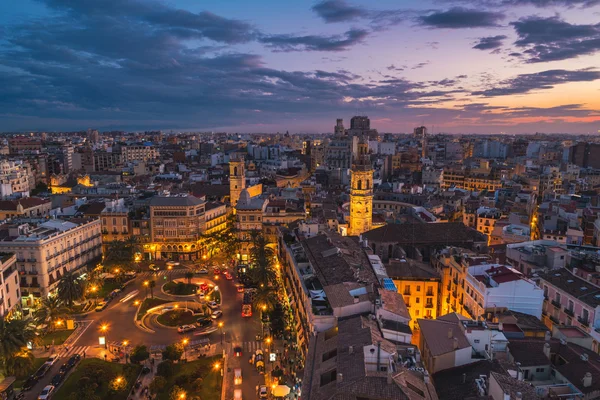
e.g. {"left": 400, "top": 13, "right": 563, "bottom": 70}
{"left": 464, "top": 264, "right": 544, "bottom": 319}
{"left": 0, "top": 218, "right": 102, "bottom": 305}
{"left": 0, "top": 253, "right": 20, "bottom": 317}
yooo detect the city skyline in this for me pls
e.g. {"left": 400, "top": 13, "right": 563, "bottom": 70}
{"left": 2, "top": 0, "right": 600, "bottom": 134}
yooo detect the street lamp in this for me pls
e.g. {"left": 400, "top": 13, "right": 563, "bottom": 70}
{"left": 266, "top": 337, "right": 272, "bottom": 355}
{"left": 182, "top": 338, "right": 189, "bottom": 361}
{"left": 100, "top": 324, "right": 109, "bottom": 349}
{"left": 179, "top": 392, "right": 186, "bottom": 399}
{"left": 90, "top": 285, "right": 98, "bottom": 305}
{"left": 144, "top": 280, "right": 149, "bottom": 298}
{"left": 218, "top": 322, "right": 224, "bottom": 346}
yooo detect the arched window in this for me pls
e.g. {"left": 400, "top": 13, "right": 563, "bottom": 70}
{"left": 234, "top": 167, "right": 238, "bottom": 176}
{"left": 357, "top": 180, "right": 362, "bottom": 190}
{"left": 367, "top": 180, "right": 370, "bottom": 189}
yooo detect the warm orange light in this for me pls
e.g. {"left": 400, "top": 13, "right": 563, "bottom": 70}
{"left": 143, "top": 281, "right": 149, "bottom": 286}
{"left": 213, "top": 362, "right": 220, "bottom": 370}
{"left": 218, "top": 322, "right": 224, "bottom": 328}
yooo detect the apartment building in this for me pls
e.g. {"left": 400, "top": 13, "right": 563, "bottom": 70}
{"left": 475, "top": 207, "right": 502, "bottom": 237}
{"left": 386, "top": 259, "right": 440, "bottom": 329}
{"left": 0, "top": 218, "right": 102, "bottom": 304}
{"left": 120, "top": 144, "right": 159, "bottom": 163}
{"left": 0, "top": 198, "right": 52, "bottom": 220}
{"left": 204, "top": 201, "right": 227, "bottom": 235}
{"left": 505, "top": 240, "right": 567, "bottom": 276}
{"left": 0, "top": 160, "right": 35, "bottom": 198}
{"left": 101, "top": 200, "right": 130, "bottom": 247}
{"left": 236, "top": 189, "right": 267, "bottom": 261}
{"left": 0, "top": 253, "right": 20, "bottom": 317}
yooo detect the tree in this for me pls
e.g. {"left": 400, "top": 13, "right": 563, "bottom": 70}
{"left": 148, "top": 279, "right": 156, "bottom": 298}
{"left": 0, "top": 319, "right": 36, "bottom": 373}
{"left": 156, "top": 360, "right": 174, "bottom": 378}
{"left": 5, "top": 350, "right": 34, "bottom": 377}
{"left": 249, "top": 232, "right": 276, "bottom": 286}
{"left": 129, "top": 345, "right": 150, "bottom": 364}
{"left": 57, "top": 271, "right": 86, "bottom": 307}
{"left": 169, "top": 385, "right": 187, "bottom": 400}
{"left": 253, "top": 286, "right": 278, "bottom": 313}
{"left": 34, "top": 296, "right": 69, "bottom": 332}
{"left": 185, "top": 271, "right": 194, "bottom": 285}
{"left": 149, "top": 376, "right": 167, "bottom": 394}
{"left": 103, "top": 237, "right": 140, "bottom": 271}
{"left": 162, "top": 344, "right": 183, "bottom": 361}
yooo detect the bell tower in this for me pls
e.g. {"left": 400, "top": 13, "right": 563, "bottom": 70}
{"left": 348, "top": 137, "right": 373, "bottom": 236}
{"left": 229, "top": 155, "right": 246, "bottom": 209}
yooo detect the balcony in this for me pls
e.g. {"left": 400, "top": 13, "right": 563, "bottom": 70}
{"left": 578, "top": 317, "right": 590, "bottom": 327}
{"left": 564, "top": 308, "right": 574, "bottom": 317}
{"left": 549, "top": 315, "right": 560, "bottom": 324}
{"left": 551, "top": 299, "right": 562, "bottom": 308}
{"left": 425, "top": 303, "right": 434, "bottom": 309}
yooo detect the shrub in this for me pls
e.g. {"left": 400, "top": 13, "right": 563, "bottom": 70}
{"left": 130, "top": 345, "right": 150, "bottom": 364}
{"left": 156, "top": 360, "right": 174, "bottom": 378}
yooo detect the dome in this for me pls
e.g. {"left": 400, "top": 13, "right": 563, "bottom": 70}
{"left": 238, "top": 189, "right": 251, "bottom": 206}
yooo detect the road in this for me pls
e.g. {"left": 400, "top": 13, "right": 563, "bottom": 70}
{"left": 23, "top": 262, "right": 266, "bottom": 399}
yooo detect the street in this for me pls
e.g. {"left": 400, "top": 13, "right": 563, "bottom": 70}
{"left": 23, "top": 263, "right": 267, "bottom": 399}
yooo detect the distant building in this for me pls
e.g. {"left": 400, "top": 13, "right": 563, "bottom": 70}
{"left": 0, "top": 254, "right": 20, "bottom": 318}
{"left": 347, "top": 139, "right": 373, "bottom": 236}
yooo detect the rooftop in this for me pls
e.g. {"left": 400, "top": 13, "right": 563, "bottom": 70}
{"left": 149, "top": 195, "right": 205, "bottom": 207}
{"left": 538, "top": 269, "right": 600, "bottom": 308}
{"left": 363, "top": 222, "right": 485, "bottom": 246}
{"left": 417, "top": 318, "right": 471, "bottom": 357}
{"left": 386, "top": 259, "right": 440, "bottom": 281}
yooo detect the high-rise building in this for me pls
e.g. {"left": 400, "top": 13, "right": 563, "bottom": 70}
{"left": 334, "top": 118, "right": 345, "bottom": 135}
{"left": 229, "top": 155, "right": 246, "bottom": 209}
{"left": 350, "top": 116, "right": 370, "bottom": 130}
{"left": 414, "top": 126, "right": 427, "bottom": 138}
{"left": 347, "top": 138, "right": 373, "bottom": 236}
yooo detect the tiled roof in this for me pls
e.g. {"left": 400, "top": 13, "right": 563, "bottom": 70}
{"left": 379, "top": 288, "right": 410, "bottom": 320}
{"left": 386, "top": 259, "right": 440, "bottom": 280}
{"left": 418, "top": 319, "right": 471, "bottom": 357}
{"left": 0, "top": 197, "right": 50, "bottom": 211}
{"left": 538, "top": 269, "right": 600, "bottom": 308}
{"left": 432, "top": 360, "right": 507, "bottom": 400}
{"left": 363, "top": 222, "right": 485, "bottom": 245}
{"left": 149, "top": 195, "right": 205, "bottom": 207}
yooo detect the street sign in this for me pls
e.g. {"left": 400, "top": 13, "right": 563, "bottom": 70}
{"left": 270, "top": 353, "right": 276, "bottom": 362}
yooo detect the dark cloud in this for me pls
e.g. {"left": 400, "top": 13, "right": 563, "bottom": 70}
{"left": 387, "top": 64, "right": 406, "bottom": 71}
{"left": 447, "top": 0, "right": 600, "bottom": 7}
{"left": 472, "top": 68, "right": 600, "bottom": 96}
{"left": 419, "top": 7, "right": 505, "bottom": 29}
{"left": 511, "top": 16, "right": 600, "bottom": 63}
{"left": 259, "top": 29, "right": 368, "bottom": 52}
{"left": 412, "top": 62, "right": 430, "bottom": 70}
{"left": 473, "top": 35, "right": 507, "bottom": 50}
{"left": 312, "top": 0, "right": 364, "bottom": 23}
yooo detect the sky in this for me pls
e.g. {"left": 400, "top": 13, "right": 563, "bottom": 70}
{"left": 1, "top": 0, "right": 600, "bottom": 134}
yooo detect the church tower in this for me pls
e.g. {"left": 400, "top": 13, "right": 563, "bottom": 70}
{"left": 348, "top": 138, "right": 373, "bottom": 236}
{"left": 229, "top": 155, "right": 246, "bottom": 210}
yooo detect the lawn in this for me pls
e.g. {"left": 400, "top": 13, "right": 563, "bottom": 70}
{"left": 136, "top": 297, "right": 170, "bottom": 320}
{"left": 97, "top": 280, "right": 122, "bottom": 298}
{"left": 156, "top": 356, "right": 223, "bottom": 400}
{"left": 163, "top": 281, "right": 198, "bottom": 295}
{"left": 53, "top": 359, "right": 141, "bottom": 400}
{"left": 157, "top": 309, "right": 198, "bottom": 327}
{"left": 40, "top": 329, "right": 74, "bottom": 346}
{"left": 13, "top": 357, "right": 46, "bottom": 389}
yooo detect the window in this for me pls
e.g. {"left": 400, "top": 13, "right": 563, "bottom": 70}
{"left": 322, "top": 349, "right": 337, "bottom": 362}
{"left": 415, "top": 310, "right": 420, "bottom": 316}
{"left": 568, "top": 300, "right": 574, "bottom": 312}
{"left": 474, "top": 339, "right": 480, "bottom": 344}
{"left": 536, "top": 368, "right": 545, "bottom": 373}
{"left": 320, "top": 370, "right": 337, "bottom": 387}
{"left": 416, "top": 286, "right": 421, "bottom": 292}
{"left": 416, "top": 298, "right": 420, "bottom": 304}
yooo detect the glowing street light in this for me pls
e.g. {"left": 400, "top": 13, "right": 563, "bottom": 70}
{"left": 144, "top": 280, "right": 149, "bottom": 297}
{"left": 100, "top": 323, "right": 109, "bottom": 349}
{"left": 179, "top": 392, "right": 186, "bottom": 399}
{"left": 213, "top": 362, "right": 220, "bottom": 370}
{"left": 182, "top": 338, "right": 189, "bottom": 360}
{"left": 218, "top": 322, "right": 224, "bottom": 346}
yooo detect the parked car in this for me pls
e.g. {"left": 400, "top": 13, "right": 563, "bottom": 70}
{"left": 21, "top": 375, "right": 38, "bottom": 391}
{"left": 166, "top": 261, "right": 180, "bottom": 266}
{"left": 197, "top": 318, "right": 213, "bottom": 329}
{"left": 233, "top": 346, "right": 242, "bottom": 357}
{"left": 67, "top": 354, "right": 81, "bottom": 368}
{"left": 224, "top": 272, "right": 233, "bottom": 280}
{"left": 234, "top": 389, "right": 243, "bottom": 400}
{"left": 211, "top": 310, "right": 223, "bottom": 319}
{"left": 213, "top": 268, "right": 221, "bottom": 275}
{"left": 37, "top": 385, "right": 55, "bottom": 400}
{"left": 198, "top": 268, "right": 209, "bottom": 274}
{"left": 149, "top": 264, "right": 159, "bottom": 271}
{"left": 207, "top": 301, "right": 219, "bottom": 310}
{"left": 95, "top": 301, "right": 108, "bottom": 312}
{"left": 258, "top": 385, "right": 268, "bottom": 399}
{"left": 177, "top": 324, "right": 196, "bottom": 333}
{"left": 45, "top": 354, "right": 59, "bottom": 367}
{"left": 236, "top": 284, "right": 245, "bottom": 293}
{"left": 51, "top": 372, "right": 64, "bottom": 387}
{"left": 34, "top": 364, "right": 50, "bottom": 380}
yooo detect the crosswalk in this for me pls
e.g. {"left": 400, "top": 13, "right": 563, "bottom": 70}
{"left": 137, "top": 270, "right": 173, "bottom": 278}
{"left": 56, "top": 345, "right": 91, "bottom": 359}
{"left": 236, "top": 340, "right": 266, "bottom": 353}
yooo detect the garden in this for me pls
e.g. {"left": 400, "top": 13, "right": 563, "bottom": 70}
{"left": 156, "top": 309, "right": 198, "bottom": 327}
{"left": 163, "top": 281, "right": 199, "bottom": 296}
{"left": 149, "top": 356, "right": 223, "bottom": 400}
{"left": 136, "top": 297, "right": 171, "bottom": 320}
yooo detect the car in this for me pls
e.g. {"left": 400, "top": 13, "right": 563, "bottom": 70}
{"left": 234, "top": 388, "right": 243, "bottom": 400}
{"left": 166, "top": 261, "right": 180, "bottom": 266}
{"left": 236, "top": 284, "right": 244, "bottom": 293}
{"left": 67, "top": 354, "right": 81, "bottom": 368}
{"left": 211, "top": 310, "right": 223, "bottom": 319}
{"left": 207, "top": 301, "right": 219, "bottom": 310}
{"left": 198, "top": 268, "right": 209, "bottom": 274}
{"left": 45, "top": 354, "right": 59, "bottom": 366}
{"left": 224, "top": 272, "right": 233, "bottom": 280}
{"left": 233, "top": 346, "right": 242, "bottom": 357}
{"left": 95, "top": 301, "right": 108, "bottom": 312}
{"left": 197, "top": 318, "right": 213, "bottom": 328}
{"left": 213, "top": 268, "right": 221, "bottom": 275}
{"left": 34, "top": 364, "right": 50, "bottom": 380}
{"left": 233, "top": 368, "right": 242, "bottom": 385}
{"left": 258, "top": 385, "right": 268, "bottom": 399}
{"left": 37, "top": 385, "right": 55, "bottom": 400}
{"left": 199, "top": 283, "right": 209, "bottom": 292}
{"left": 58, "top": 363, "right": 69, "bottom": 374}
{"left": 109, "top": 289, "right": 121, "bottom": 298}
{"left": 51, "top": 372, "right": 64, "bottom": 387}
{"left": 177, "top": 324, "right": 196, "bottom": 333}
{"left": 149, "top": 264, "right": 159, "bottom": 271}
{"left": 21, "top": 375, "right": 38, "bottom": 391}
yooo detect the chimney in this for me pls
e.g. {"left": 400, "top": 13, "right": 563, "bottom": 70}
{"left": 581, "top": 353, "right": 589, "bottom": 362}
{"left": 349, "top": 345, "right": 353, "bottom": 354}
{"left": 543, "top": 343, "right": 551, "bottom": 360}
{"left": 387, "top": 369, "right": 393, "bottom": 384}
{"left": 462, "top": 373, "right": 467, "bottom": 384}
{"left": 337, "top": 373, "right": 343, "bottom": 383}
{"left": 516, "top": 362, "right": 523, "bottom": 381}
{"left": 573, "top": 267, "right": 578, "bottom": 276}
{"left": 448, "top": 328, "right": 453, "bottom": 339}
{"left": 498, "top": 322, "right": 503, "bottom": 331}
{"left": 583, "top": 372, "right": 592, "bottom": 388}
{"left": 453, "top": 337, "right": 459, "bottom": 350}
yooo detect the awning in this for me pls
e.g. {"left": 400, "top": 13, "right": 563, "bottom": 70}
{"left": 273, "top": 385, "right": 291, "bottom": 397}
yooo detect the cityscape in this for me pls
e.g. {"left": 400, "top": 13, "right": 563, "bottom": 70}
{"left": 1, "top": 1, "right": 600, "bottom": 400}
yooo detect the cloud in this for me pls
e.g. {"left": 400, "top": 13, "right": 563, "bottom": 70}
{"left": 419, "top": 7, "right": 505, "bottom": 29}
{"left": 472, "top": 68, "right": 600, "bottom": 96}
{"left": 312, "top": 0, "right": 364, "bottom": 23}
{"left": 510, "top": 16, "right": 600, "bottom": 63}
{"left": 448, "top": 0, "right": 600, "bottom": 7}
{"left": 259, "top": 29, "right": 368, "bottom": 52}
{"left": 473, "top": 35, "right": 507, "bottom": 50}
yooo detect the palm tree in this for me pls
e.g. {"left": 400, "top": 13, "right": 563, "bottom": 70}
{"left": 34, "top": 296, "right": 68, "bottom": 332}
{"left": 104, "top": 236, "right": 140, "bottom": 271}
{"left": 185, "top": 271, "right": 194, "bottom": 285}
{"left": 149, "top": 280, "right": 156, "bottom": 298}
{"left": 249, "top": 233, "right": 276, "bottom": 286}
{"left": 253, "top": 286, "right": 278, "bottom": 312}
{"left": 5, "top": 350, "right": 34, "bottom": 377}
{"left": 0, "top": 319, "right": 36, "bottom": 373}
{"left": 57, "top": 271, "right": 86, "bottom": 308}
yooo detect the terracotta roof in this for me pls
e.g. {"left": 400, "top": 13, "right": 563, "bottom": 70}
{"left": 418, "top": 319, "right": 471, "bottom": 357}
{"left": 379, "top": 288, "right": 410, "bottom": 320}
{"left": 363, "top": 222, "right": 485, "bottom": 245}
{"left": 0, "top": 197, "right": 50, "bottom": 211}
{"left": 386, "top": 259, "right": 440, "bottom": 280}
{"left": 432, "top": 360, "right": 507, "bottom": 400}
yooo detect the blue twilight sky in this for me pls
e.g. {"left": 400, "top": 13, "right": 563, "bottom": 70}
{"left": 1, "top": 0, "right": 600, "bottom": 134}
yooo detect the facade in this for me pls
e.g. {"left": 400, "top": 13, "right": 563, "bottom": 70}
{"left": 236, "top": 189, "right": 267, "bottom": 261}
{"left": 0, "top": 198, "right": 52, "bottom": 220}
{"left": 0, "top": 253, "right": 20, "bottom": 317}
{"left": 120, "top": 144, "right": 159, "bottom": 163}
{"left": 101, "top": 202, "right": 130, "bottom": 248}
{"left": 204, "top": 202, "right": 227, "bottom": 235}
{"left": 229, "top": 156, "right": 246, "bottom": 209}
{"left": 386, "top": 259, "right": 440, "bottom": 329}
{"left": 0, "top": 218, "right": 102, "bottom": 303}
{"left": 347, "top": 140, "right": 373, "bottom": 236}
{"left": 0, "top": 160, "right": 34, "bottom": 198}
{"left": 93, "top": 151, "right": 122, "bottom": 171}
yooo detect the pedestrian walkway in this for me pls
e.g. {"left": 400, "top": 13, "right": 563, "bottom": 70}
{"left": 57, "top": 345, "right": 91, "bottom": 359}
{"left": 239, "top": 340, "right": 265, "bottom": 353}
{"left": 137, "top": 270, "right": 172, "bottom": 279}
